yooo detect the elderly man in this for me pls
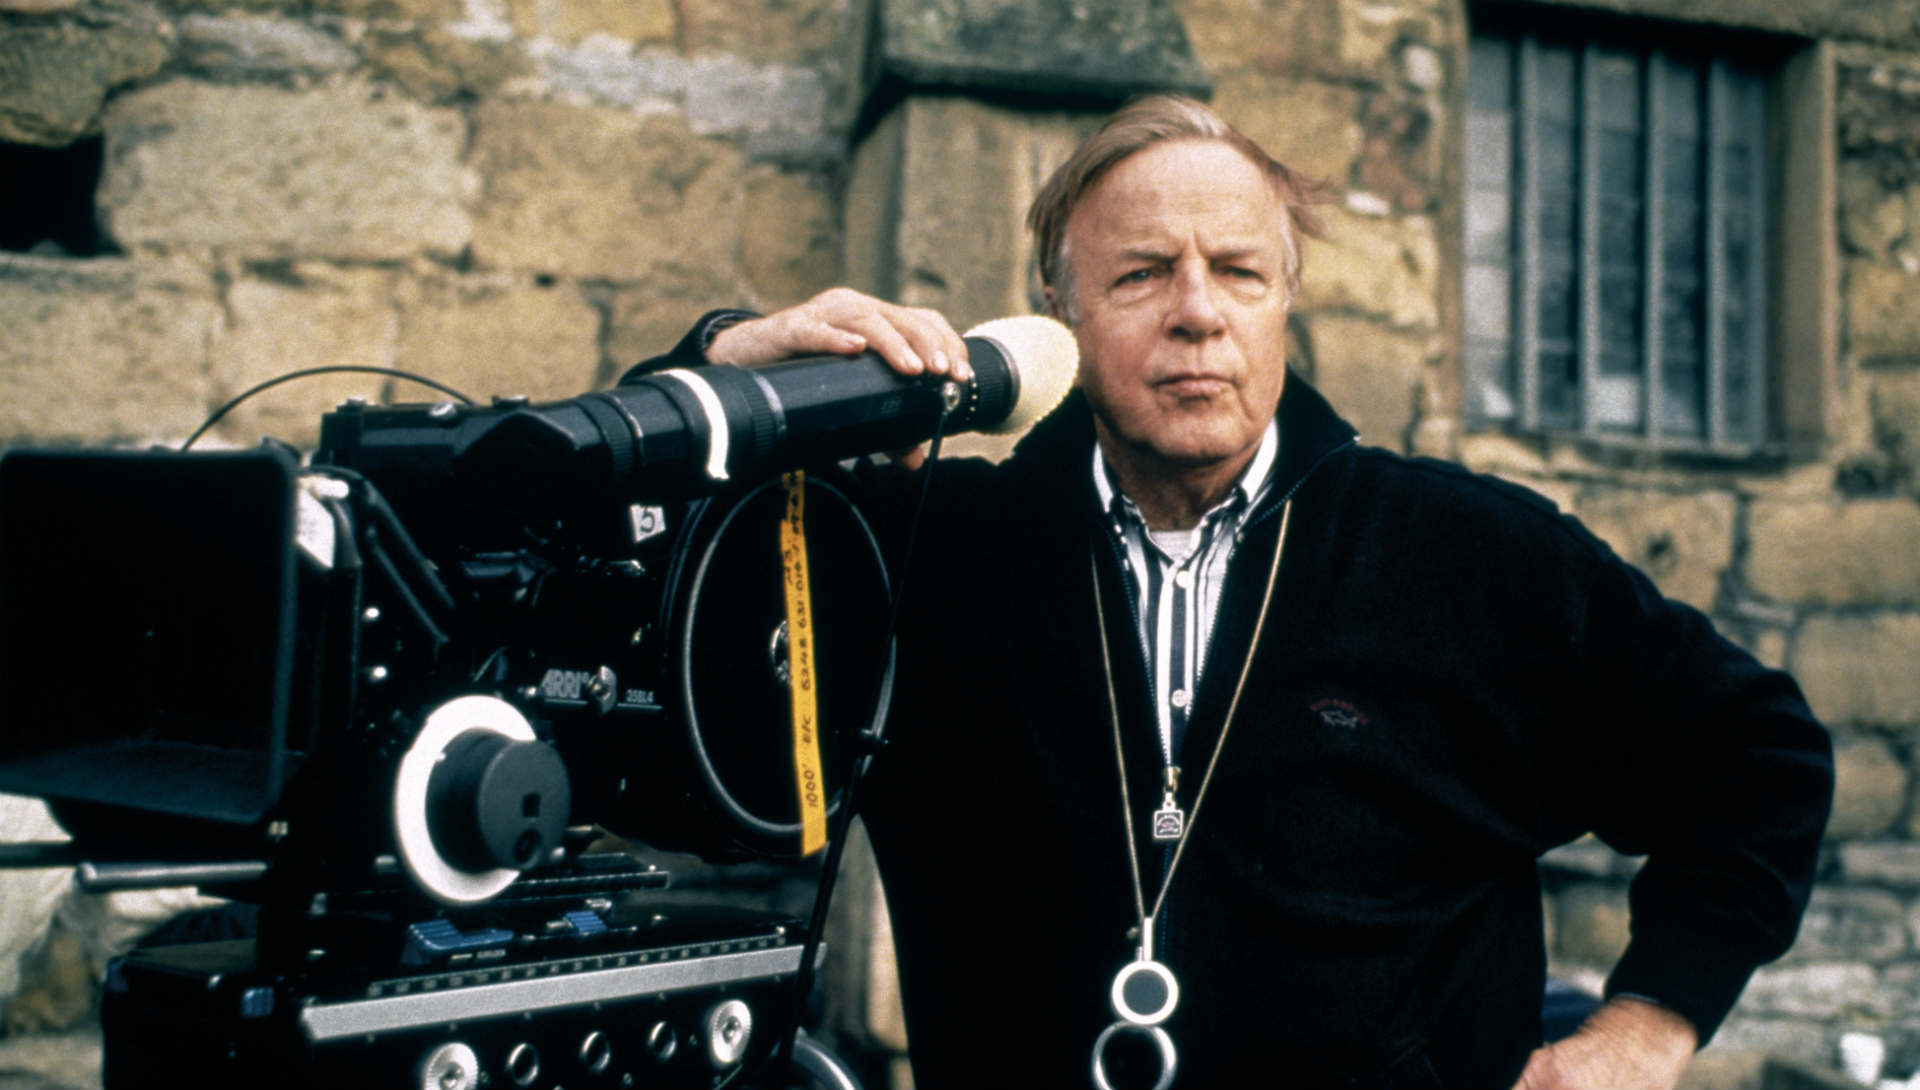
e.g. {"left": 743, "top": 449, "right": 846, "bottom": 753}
{"left": 634, "top": 96, "right": 1831, "bottom": 1089}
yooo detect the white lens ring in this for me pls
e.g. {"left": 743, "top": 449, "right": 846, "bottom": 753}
{"left": 1091, "top": 1022, "right": 1177, "bottom": 1090}
{"left": 392, "top": 695, "right": 537, "bottom": 905}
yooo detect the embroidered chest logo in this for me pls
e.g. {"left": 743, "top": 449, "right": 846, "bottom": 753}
{"left": 1310, "top": 698, "right": 1369, "bottom": 730}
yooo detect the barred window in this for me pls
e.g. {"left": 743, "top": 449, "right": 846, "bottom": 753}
{"left": 1464, "top": 21, "right": 1777, "bottom": 451}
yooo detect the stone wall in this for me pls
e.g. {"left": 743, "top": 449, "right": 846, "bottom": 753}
{"left": 4, "top": 0, "right": 1920, "bottom": 1086}
{"left": 0, "top": 0, "right": 854, "bottom": 450}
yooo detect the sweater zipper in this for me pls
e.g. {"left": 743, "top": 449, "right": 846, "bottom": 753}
{"left": 1141, "top": 436, "right": 1351, "bottom": 958}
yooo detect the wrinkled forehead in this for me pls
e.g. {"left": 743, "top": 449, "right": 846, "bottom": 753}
{"left": 1066, "top": 140, "right": 1291, "bottom": 257}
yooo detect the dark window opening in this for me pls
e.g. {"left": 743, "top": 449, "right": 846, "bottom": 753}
{"left": 1464, "top": 6, "right": 1798, "bottom": 454}
{"left": 0, "top": 136, "right": 114, "bottom": 257}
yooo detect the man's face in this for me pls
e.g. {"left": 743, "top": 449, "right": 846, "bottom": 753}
{"left": 1056, "top": 139, "right": 1292, "bottom": 473}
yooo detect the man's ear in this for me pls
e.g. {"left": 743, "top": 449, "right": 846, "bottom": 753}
{"left": 1043, "top": 286, "right": 1065, "bottom": 324}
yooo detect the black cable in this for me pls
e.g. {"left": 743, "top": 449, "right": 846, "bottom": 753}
{"left": 778, "top": 405, "right": 954, "bottom": 1084}
{"left": 179, "top": 366, "right": 476, "bottom": 451}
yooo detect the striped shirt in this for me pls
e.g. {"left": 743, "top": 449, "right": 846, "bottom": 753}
{"left": 1092, "top": 422, "right": 1279, "bottom": 767}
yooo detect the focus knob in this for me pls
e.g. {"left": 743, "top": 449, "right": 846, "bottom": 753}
{"left": 425, "top": 729, "right": 571, "bottom": 873}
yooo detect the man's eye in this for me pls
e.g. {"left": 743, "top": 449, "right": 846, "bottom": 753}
{"left": 1116, "top": 269, "right": 1155, "bottom": 285}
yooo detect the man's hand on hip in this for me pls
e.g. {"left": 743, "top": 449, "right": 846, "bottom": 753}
{"left": 1510, "top": 996, "right": 1697, "bottom": 1090}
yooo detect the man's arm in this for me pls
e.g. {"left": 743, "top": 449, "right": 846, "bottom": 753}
{"left": 1522, "top": 535, "right": 1833, "bottom": 1089}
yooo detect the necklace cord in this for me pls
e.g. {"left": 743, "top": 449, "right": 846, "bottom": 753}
{"left": 1092, "top": 552, "right": 1150, "bottom": 928}
{"left": 1091, "top": 499, "right": 1293, "bottom": 939}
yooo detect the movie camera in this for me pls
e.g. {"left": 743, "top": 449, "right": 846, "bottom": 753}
{"left": 0, "top": 317, "right": 1077, "bottom": 1089}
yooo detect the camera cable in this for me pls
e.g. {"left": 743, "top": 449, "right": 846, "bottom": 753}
{"left": 178, "top": 365, "right": 475, "bottom": 451}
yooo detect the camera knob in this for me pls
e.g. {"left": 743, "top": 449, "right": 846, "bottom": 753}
{"left": 424, "top": 729, "right": 572, "bottom": 873}
{"left": 703, "top": 999, "right": 753, "bottom": 1068}
{"left": 416, "top": 1042, "right": 479, "bottom": 1090}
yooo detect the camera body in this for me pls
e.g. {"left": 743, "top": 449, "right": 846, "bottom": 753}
{"left": 0, "top": 391, "right": 897, "bottom": 1088}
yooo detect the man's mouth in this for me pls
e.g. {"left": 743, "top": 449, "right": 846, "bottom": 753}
{"left": 1155, "top": 374, "right": 1232, "bottom": 398}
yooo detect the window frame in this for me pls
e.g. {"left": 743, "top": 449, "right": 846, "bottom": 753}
{"left": 1455, "top": 4, "right": 1835, "bottom": 464}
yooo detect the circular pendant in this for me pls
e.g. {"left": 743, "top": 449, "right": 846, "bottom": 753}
{"left": 1091, "top": 1021, "right": 1177, "bottom": 1090}
{"left": 1110, "top": 959, "right": 1180, "bottom": 1026}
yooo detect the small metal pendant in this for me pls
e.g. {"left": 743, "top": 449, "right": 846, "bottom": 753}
{"left": 1150, "top": 803, "right": 1185, "bottom": 841}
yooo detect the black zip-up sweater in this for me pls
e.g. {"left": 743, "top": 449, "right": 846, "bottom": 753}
{"left": 629, "top": 330, "right": 1833, "bottom": 1088}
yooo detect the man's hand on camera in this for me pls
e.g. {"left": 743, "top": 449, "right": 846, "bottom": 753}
{"left": 705, "top": 288, "right": 971, "bottom": 382}
{"left": 706, "top": 289, "right": 968, "bottom": 470}
{"left": 1510, "top": 996, "right": 1696, "bottom": 1090}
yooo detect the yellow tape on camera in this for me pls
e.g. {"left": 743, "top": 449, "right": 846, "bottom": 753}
{"left": 780, "top": 471, "right": 827, "bottom": 856}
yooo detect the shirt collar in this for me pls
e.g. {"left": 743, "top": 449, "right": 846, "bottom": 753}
{"left": 1091, "top": 419, "right": 1281, "bottom": 528}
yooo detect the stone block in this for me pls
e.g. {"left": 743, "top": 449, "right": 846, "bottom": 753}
{"left": 0, "top": 796, "right": 71, "bottom": 1005}
{"left": 470, "top": 102, "right": 744, "bottom": 284}
{"left": 507, "top": 0, "right": 676, "bottom": 44}
{"left": 0, "top": 0, "right": 80, "bottom": 10}
{"left": 1873, "top": 368, "right": 1920, "bottom": 490}
{"left": 1786, "top": 887, "right": 1910, "bottom": 963}
{"left": 0, "top": 22, "right": 170, "bottom": 146}
{"left": 1740, "top": 962, "right": 1887, "bottom": 1018}
{"left": 604, "top": 269, "right": 744, "bottom": 373}
{"left": 1748, "top": 497, "right": 1920, "bottom": 606}
{"left": 1840, "top": 161, "right": 1907, "bottom": 258}
{"left": 1180, "top": 0, "right": 1341, "bottom": 78}
{"left": 1826, "top": 737, "right": 1912, "bottom": 841}
{"left": 887, "top": 98, "right": 1090, "bottom": 329}
{"left": 1678, "top": 1049, "right": 1767, "bottom": 1090}
{"left": 519, "top": 38, "right": 687, "bottom": 111}
{"left": 1572, "top": 488, "right": 1736, "bottom": 612}
{"left": 309, "top": 0, "right": 462, "bottom": 21}
{"left": 1337, "top": 0, "right": 1445, "bottom": 76}
{"left": 1551, "top": 881, "right": 1631, "bottom": 969}
{"left": 1704, "top": 1017, "right": 1832, "bottom": 1069}
{"left": 396, "top": 274, "right": 602, "bottom": 403}
{"left": 1840, "top": 842, "right": 1920, "bottom": 888}
{"left": 1304, "top": 315, "right": 1431, "bottom": 451}
{"left": 365, "top": 27, "right": 530, "bottom": 104}
{"left": 1911, "top": 777, "right": 1920, "bottom": 840}
{"left": 1210, "top": 74, "right": 1363, "bottom": 186}
{"left": 1788, "top": 613, "right": 1920, "bottom": 727}
{"left": 680, "top": 0, "right": 850, "bottom": 66}
{"left": 0, "top": 255, "right": 219, "bottom": 444}
{"left": 177, "top": 14, "right": 357, "bottom": 77}
{"left": 741, "top": 167, "right": 839, "bottom": 308}
{"left": 1848, "top": 258, "right": 1920, "bottom": 363}
{"left": 685, "top": 56, "right": 829, "bottom": 138}
{"left": 98, "top": 82, "right": 471, "bottom": 260}
{"left": 209, "top": 264, "right": 400, "bottom": 448}
{"left": 1297, "top": 207, "right": 1440, "bottom": 330}
{"left": 1356, "top": 91, "right": 1441, "bottom": 213}
{"left": 877, "top": 0, "right": 1209, "bottom": 101}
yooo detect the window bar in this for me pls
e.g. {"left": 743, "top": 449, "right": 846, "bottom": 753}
{"left": 1745, "top": 77, "right": 1769, "bottom": 449}
{"left": 1578, "top": 44, "right": 1603, "bottom": 438}
{"left": 1704, "top": 58, "right": 1729, "bottom": 449}
{"left": 1641, "top": 52, "right": 1666, "bottom": 446}
{"left": 1516, "top": 36, "right": 1543, "bottom": 434}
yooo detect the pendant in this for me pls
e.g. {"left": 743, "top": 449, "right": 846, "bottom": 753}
{"left": 1150, "top": 802, "right": 1185, "bottom": 841}
{"left": 1111, "top": 957, "right": 1180, "bottom": 1025}
{"left": 1152, "top": 767, "right": 1184, "bottom": 842}
{"left": 1091, "top": 1022, "right": 1177, "bottom": 1090}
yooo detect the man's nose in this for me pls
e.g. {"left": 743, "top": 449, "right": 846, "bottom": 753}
{"left": 1167, "top": 264, "right": 1225, "bottom": 341}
